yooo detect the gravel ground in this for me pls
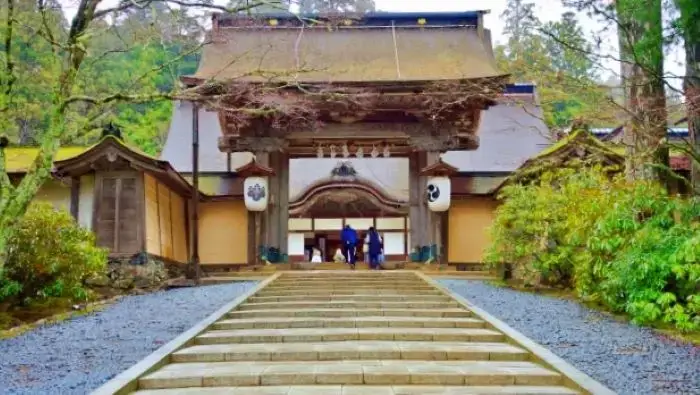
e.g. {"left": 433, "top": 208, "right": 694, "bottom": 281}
{"left": 0, "top": 281, "right": 257, "bottom": 395}
{"left": 439, "top": 279, "right": 700, "bottom": 395}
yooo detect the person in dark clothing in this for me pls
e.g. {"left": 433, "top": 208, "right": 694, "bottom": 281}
{"left": 340, "top": 224, "right": 358, "bottom": 268}
{"left": 365, "top": 227, "right": 383, "bottom": 270}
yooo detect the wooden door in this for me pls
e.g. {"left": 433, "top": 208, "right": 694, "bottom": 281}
{"left": 94, "top": 172, "right": 143, "bottom": 256}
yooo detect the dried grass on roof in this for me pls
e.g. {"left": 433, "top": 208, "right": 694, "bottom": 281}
{"left": 4, "top": 136, "right": 157, "bottom": 173}
{"left": 5, "top": 147, "right": 86, "bottom": 173}
{"left": 192, "top": 27, "right": 503, "bottom": 82}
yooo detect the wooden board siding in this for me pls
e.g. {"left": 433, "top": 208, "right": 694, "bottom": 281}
{"left": 158, "top": 183, "right": 173, "bottom": 259}
{"left": 170, "top": 193, "right": 188, "bottom": 263}
{"left": 145, "top": 174, "right": 161, "bottom": 256}
{"left": 199, "top": 201, "right": 248, "bottom": 265}
{"left": 447, "top": 196, "right": 499, "bottom": 264}
{"left": 94, "top": 171, "right": 144, "bottom": 256}
{"left": 144, "top": 174, "right": 188, "bottom": 263}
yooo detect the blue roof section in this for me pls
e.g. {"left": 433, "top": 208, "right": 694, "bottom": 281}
{"left": 504, "top": 84, "right": 535, "bottom": 94}
{"left": 221, "top": 11, "right": 485, "bottom": 27}
{"left": 591, "top": 127, "right": 689, "bottom": 138}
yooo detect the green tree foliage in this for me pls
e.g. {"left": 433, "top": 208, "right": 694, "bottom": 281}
{"left": 0, "top": 1, "right": 200, "bottom": 153}
{"left": 298, "top": 0, "right": 375, "bottom": 14}
{"left": 487, "top": 167, "right": 700, "bottom": 332}
{"left": 227, "top": 0, "right": 292, "bottom": 14}
{"left": 0, "top": 0, "right": 272, "bottom": 272}
{"left": 496, "top": 2, "right": 617, "bottom": 128}
{"left": 541, "top": 12, "right": 596, "bottom": 80}
{"left": 0, "top": 202, "right": 107, "bottom": 305}
{"left": 501, "top": 0, "right": 539, "bottom": 52}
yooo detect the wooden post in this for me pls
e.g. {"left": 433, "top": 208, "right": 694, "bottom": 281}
{"left": 408, "top": 152, "right": 422, "bottom": 257}
{"left": 278, "top": 152, "right": 290, "bottom": 256}
{"left": 423, "top": 151, "right": 439, "bottom": 262}
{"left": 70, "top": 176, "right": 80, "bottom": 221}
{"left": 255, "top": 211, "right": 262, "bottom": 265}
{"left": 190, "top": 102, "right": 201, "bottom": 283}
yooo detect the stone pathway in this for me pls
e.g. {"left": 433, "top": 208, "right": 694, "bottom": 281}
{"left": 119, "top": 272, "right": 606, "bottom": 394}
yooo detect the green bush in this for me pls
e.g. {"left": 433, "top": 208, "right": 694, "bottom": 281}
{"left": 0, "top": 202, "right": 108, "bottom": 305}
{"left": 487, "top": 167, "right": 700, "bottom": 332}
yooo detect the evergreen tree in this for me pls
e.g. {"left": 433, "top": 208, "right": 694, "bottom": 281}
{"left": 500, "top": 0, "right": 539, "bottom": 60}
{"left": 298, "top": 0, "right": 375, "bottom": 14}
{"left": 674, "top": 0, "right": 700, "bottom": 193}
{"left": 542, "top": 12, "right": 597, "bottom": 80}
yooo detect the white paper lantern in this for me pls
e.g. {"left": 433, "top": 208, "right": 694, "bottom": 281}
{"left": 426, "top": 176, "right": 451, "bottom": 212}
{"left": 244, "top": 176, "right": 268, "bottom": 212}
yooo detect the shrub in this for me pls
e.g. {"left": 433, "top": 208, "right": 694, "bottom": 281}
{"left": 487, "top": 167, "right": 700, "bottom": 332}
{"left": 0, "top": 202, "right": 108, "bottom": 305}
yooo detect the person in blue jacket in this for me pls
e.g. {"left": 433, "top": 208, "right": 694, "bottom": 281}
{"left": 340, "top": 224, "right": 358, "bottom": 268}
{"left": 365, "top": 227, "right": 383, "bottom": 270}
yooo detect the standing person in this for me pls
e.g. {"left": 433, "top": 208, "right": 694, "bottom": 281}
{"left": 365, "top": 227, "right": 383, "bottom": 270}
{"left": 340, "top": 224, "right": 358, "bottom": 269}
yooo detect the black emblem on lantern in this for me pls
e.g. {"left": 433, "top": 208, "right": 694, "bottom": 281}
{"left": 247, "top": 184, "right": 266, "bottom": 202}
{"left": 427, "top": 183, "right": 440, "bottom": 202}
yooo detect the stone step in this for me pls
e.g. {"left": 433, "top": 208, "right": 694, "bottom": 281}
{"left": 280, "top": 270, "right": 415, "bottom": 275}
{"left": 237, "top": 300, "right": 460, "bottom": 310}
{"left": 134, "top": 385, "right": 580, "bottom": 395}
{"left": 227, "top": 308, "right": 472, "bottom": 319}
{"left": 172, "top": 341, "right": 528, "bottom": 363}
{"left": 270, "top": 280, "right": 430, "bottom": 289}
{"left": 212, "top": 316, "right": 484, "bottom": 330}
{"left": 271, "top": 279, "right": 423, "bottom": 284}
{"left": 247, "top": 294, "right": 453, "bottom": 303}
{"left": 195, "top": 328, "right": 504, "bottom": 344}
{"left": 255, "top": 290, "right": 444, "bottom": 297}
{"left": 138, "top": 360, "right": 563, "bottom": 389}
{"left": 262, "top": 285, "right": 436, "bottom": 291}
{"left": 201, "top": 277, "right": 269, "bottom": 284}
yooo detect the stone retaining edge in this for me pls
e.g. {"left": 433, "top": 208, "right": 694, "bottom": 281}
{"left": 90, "top": 273, "right": 280, "bottom": 395}
{"left": 416, "top": 271, "right": 617, "bottom": 395}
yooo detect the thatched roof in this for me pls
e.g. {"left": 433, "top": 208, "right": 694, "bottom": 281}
{"left": 189, "top": 12, "right": 504, "bottom": 83}
{"left": 497, "top": 128, "right": 625, "bottom": 189}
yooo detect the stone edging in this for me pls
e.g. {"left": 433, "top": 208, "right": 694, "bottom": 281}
{"left": 416, "top": 271, "right": 617, "bottom": 395}
{"left": 90, "top": 273, "right": 280, "bottom": 395}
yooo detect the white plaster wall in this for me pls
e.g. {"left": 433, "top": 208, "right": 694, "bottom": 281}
{"left": 78, "top": 174, "right": 95, "bottom": 230}
{"left": 289, "top": 158, "right": 409, "bottom": 201}
{"left": 35, "top": 180, "right": 71, "bottom": 212}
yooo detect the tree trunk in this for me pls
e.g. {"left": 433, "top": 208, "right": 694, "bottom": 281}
{"left": 617, "top": 0, "right": 669, "bottom": 186}
{"left": 684, "top": 26, "right": 700, "bottom": 194}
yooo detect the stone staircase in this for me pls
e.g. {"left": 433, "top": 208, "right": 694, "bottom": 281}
{"left": 126, "top": 271, "right": 601, "bottom": 394}
{"left": 200, "top": 264, "right": 497, "bottom": 284}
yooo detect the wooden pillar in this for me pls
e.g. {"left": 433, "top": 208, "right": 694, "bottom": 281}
{"left": 189, "top": 102, "right": 201, "bottom": 282}
{"left": 254, "top": 152, "right": 271, "bottom": 247}
{"left": 70, "top": 176, "right": 80, "bottom": 221}
{"left": 422, "top": 151, "right": 440, "bottom": 251}
{"left": 408, "top": 152, "right": 422, "bottom": 255}
{"left": 278, "top": 152, "right": 290, "bottom": 255}
{"left": 268, "top": 152, "right": 281, "bottom": 250}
